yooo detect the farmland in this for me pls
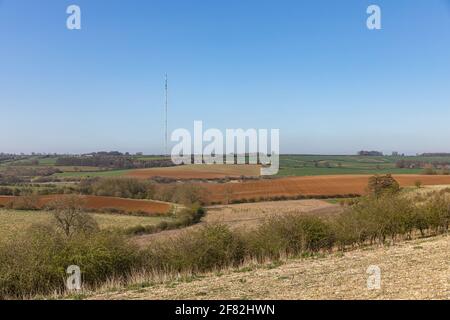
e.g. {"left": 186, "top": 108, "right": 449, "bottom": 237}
{"left": 0, "top": 195, "right": 172, "bottom": 215}
{"left": 0, "top": 209, "right": 172, "bottom": 240}
{"left": 199, "top": 174, "right": 450, "bottom": 204}
{"left": 132, "top": 199, "right": 342, "bottom": 246}
{"left": 205, "top": 199, "right": 341, "bottom": 229}
{"left": 6, "top": 154, "right": 450, "bottom": 180}
{"left": 277, "top": 155, "right": 427, "bottom": 176}
{"left": 126, "top": 164, "right": 261, "bottom": 180}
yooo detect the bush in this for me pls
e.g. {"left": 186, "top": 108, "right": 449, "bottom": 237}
{"left": 423, "top": 166, "right": 437, "bottom": 175}
{"left": 6, "top": 194, "right": 40, "bottom": 210}
{"left": 332, "top": 195, "right": 416, "bottom": 246}
{"left": 418, "top": 193, "right": 450, "bottom": 234}
{"left": 143, "top": 224, "right": 245, "bottom": 272}
{"left": 368, "top": 174, "right": 400, "bottom": 197}
{"left": 0, "top": 225, "right": 139, "bottom": 298}
{"left": 245, "top": 215, "right": 335, "bottom": 260}
{"left": 125, "top": 205, "right": 206, "bottom": 235}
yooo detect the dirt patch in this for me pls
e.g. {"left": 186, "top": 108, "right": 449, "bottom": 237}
{"left": 125, "top": 164, "right": 261, "bottom": 180}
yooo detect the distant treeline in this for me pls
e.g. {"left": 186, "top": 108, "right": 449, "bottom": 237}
{"left": 420, "top": 153, "right": 450, "bottom": 157}
{"left": 0, "top": 167, "right": 62, "bottom": 184}
{"left": 396, "top": 159, "right": 450, "bottom": 169}
{"left": 357, "top": 150, "right": 383, "bottom": 156}
{"left": 55, "top": 156, "right": 175, "bottom": 169}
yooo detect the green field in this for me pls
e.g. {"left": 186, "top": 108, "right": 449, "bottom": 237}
{"left": 55, "top": 169, "right": 134, "bottom": 178}
{"left": 4, "top": 154, "right": 450, "bottom": 179}
{"left": 50, "top": 155, "right": 450, "bottom": 178}
{"left": 0, "top": 209, "right": 173, "bottom": 239}
{"left": 276, "top": 155, "right": 436, "bottom": 176}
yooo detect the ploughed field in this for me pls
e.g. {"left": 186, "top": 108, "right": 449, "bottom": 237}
{"left": 125, "top": 164, "right": 261, "bottom": 180}
{"left": 199, "top": 174, "right": 450, "bottom": 203}
{"left": 0, "top": 195, "right": 171, "bottom": 215}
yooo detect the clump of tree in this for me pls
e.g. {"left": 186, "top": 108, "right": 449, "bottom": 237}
{"left": 87, "top": 178, "right": 154, "bottom": 199}
{"left": 422, "top": 165, "right": 437, "bottom": 175}
{"left": 358, "top": 150, "right": 383, "bottom": 156}
{"left": 56, "top": 155, "right": 175, "bottom": 169}
{"left": 80, "top": 177, "right": 208, "bottom": 205}
{"left": 367, "top": 174, "right": 400, "bottom": 197}
{"left": 126, "top": 204, "right": 206, "bottom": 236}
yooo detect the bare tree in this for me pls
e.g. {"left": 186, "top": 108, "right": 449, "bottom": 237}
{"left": 47, "top": 195, "right": 98, "bottom": 237}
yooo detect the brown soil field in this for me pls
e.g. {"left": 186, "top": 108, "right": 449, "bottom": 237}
{"left": 92, "top": 234, "right": 450, "bottom": 300}
{"left": 0, "top": 195, "right": 171, "bottom": 215}
{"left": 125, "top": 164, "right": 261, "bottom": 180}
{"left": 199, "top": 174, "right": 450, "bottom": 203}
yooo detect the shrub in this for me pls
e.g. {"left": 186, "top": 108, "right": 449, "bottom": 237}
{"left": 332, "top": 195, "right": 416, "bottom": 245}
{"left": 368, "top": 174, "right": 400, "bottom": 197}
{"left": 6, "top": 194, "right": 40, "bottom": 210}
{"left": 143, "top": 224, "right": 245, "bottom": 272}
{"left": 419, "top": 193, "right": 450, "bottom": 234}
{"left": 0, "top": 225, "right": 139, "bottom": 298}
{"left": 125, "top": 205, "right": 206, "bottom": 235}
{"left": 245, "top": 215, "right": 335, "bottom": 260}
{"left": 423, "top": 166, "right": 437, "bottom": 175}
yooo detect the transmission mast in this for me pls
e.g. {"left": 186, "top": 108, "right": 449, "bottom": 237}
{"left": 164, "top": 74, "right": 168, "bottom": 156}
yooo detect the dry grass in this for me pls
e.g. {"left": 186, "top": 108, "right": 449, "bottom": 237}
{"left": 0, "top": 209, "right": 172, "bottom": 240}
{"left": 205, "top": 199, "right": 342, "bottom": 230}
{"left": 91, "top": 234, "right": 450, "bottom": 300}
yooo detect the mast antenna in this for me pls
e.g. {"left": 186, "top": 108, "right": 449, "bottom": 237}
{"left": 164, "top": 73, "right": 168, "bottom": 156}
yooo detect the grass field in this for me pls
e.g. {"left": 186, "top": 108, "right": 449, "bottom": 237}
{"left": 55, "top": 169, "right": 134, "bottom": 178}
{"left": 277, "top": 155, "right": 426, "bottom": 176}
{"left": 126, "top": 164, "right": 261, "bottom": 180}
{"left": 0, "top": 209, "right": 172, "bottom": 239}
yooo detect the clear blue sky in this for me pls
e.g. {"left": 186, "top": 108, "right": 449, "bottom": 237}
{"left": 1, "top": 0, "right": 450, "bottom": 155}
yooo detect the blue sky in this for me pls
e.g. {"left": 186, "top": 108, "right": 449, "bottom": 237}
{"left": 1, "top": 0, "right": 450, "bottom": 155}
